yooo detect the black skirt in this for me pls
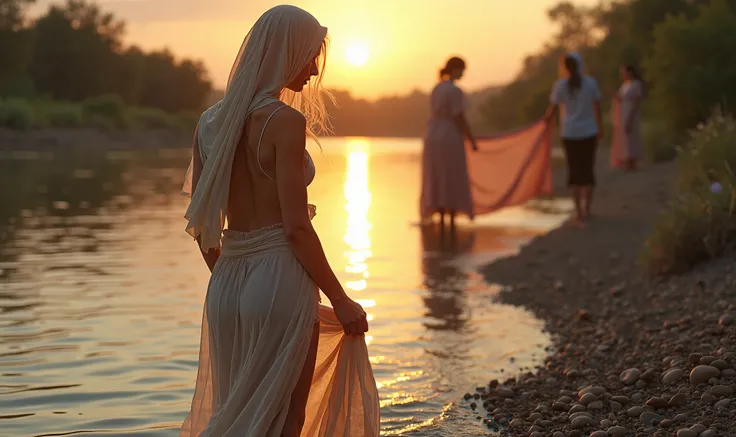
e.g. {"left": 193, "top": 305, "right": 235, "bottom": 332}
{"left": 562, "top": 136, "right": 598, "bottom": 186}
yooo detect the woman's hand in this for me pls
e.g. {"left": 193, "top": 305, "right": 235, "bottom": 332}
{"left": 333, "top": 297, "right": 369, "bottom": 336}
{"left": 470, "top": 139, "right": 479, "bottom": 152}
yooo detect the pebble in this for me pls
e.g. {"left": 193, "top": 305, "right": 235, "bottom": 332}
{"left": 568, "top": 404, "right": 586, "bottom": 414}
{"left": 627, "top": 406, "right": 644, "bottom": 417}
{"left": 721, "top": 368, "right": 736, "bottom": 377}
{"left": 711, "top": 359, "right": 729, "bottom": 370}
{"left": 676, "top": 430, "right": 697, "bottom": 437}
{"left": 689, "top": 353, "right": 703, "bottom": 365}
{"left": 690, "top": 365, "right": 720, "bottom": 384}
{"left": 580, "top": 392, "right": 598, "bottom": 406}
{"left": 589, "top": 431, "right": 607, "bottom": 437}
{"left": 552, "top": 433, "right": 565, "bottom": 437}
{"left": 529, "top": 432, "right": 542, "bottom": 437}
{"left": 700, "top": 356, "right": 717, "bottom": 365}
{"left": 663, "top": 368, "right": 684, "bottom": 384}
{"left": 645, "top": 397, "right": 669, "bottom": 409}
{"left": 690, "top": 424, "right": 707, "bottom": 434}
{"left": 641, "top": 411, "right": 662, "bottom": 426}
{"left": 611, "top": 395, "right": 630, "bottom": 404}
{"left": 720, "top": 314, "right": 734, "bottom": 326}
{"left": 600, "top": 419, "right": 612, "bottom": 428}
{"left": 702, "top": 393, "right": 716, "bottom": 404}
{"left": 668, "top": 393, "right": 687, "bottom": 407}
{"left": 620, "top": 368, "right": 641, "bottom": 385}
{"left": 712, "top": 385, "right": 734, "bottom": 397}
{"left": 587, "top": 400, "right": 604, "bottom": 410}
{"left": 607, "top": 426, "right": 628, "bottom": 437}
{"left": 497, "top": 387, "right": 514, "bottom": 398}
{"left": 674, "top": 413, "right": 688, "bottom": 422}
{"left": 714, "top": 398, "right": 731, "bottom": 408}
{"left": 701, "top": 429, "right": 718, "bottom": 437}
{"left": 570, "top": 415, "right": 594, "bottom": 429}
{"left": 610, "top": 401, "right": 622, "bottom": 411}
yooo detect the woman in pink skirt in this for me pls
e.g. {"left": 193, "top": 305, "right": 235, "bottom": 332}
{"left": 420, "top": 56, "right": 478, "bottom": 230}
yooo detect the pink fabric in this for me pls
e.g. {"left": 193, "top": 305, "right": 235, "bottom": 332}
{"left": 468, "top": 120, "right": 554, "bottom": 216}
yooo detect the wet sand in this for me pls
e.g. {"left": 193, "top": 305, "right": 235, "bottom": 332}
{"left": 478, "top": 156, "right": 736, "bottom": 436}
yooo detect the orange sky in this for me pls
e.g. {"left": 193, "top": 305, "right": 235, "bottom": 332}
{"left": 35, "top": 0, "right": 597, "bottom": 99}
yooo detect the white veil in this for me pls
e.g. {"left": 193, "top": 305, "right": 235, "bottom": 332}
{"left": 182, "top": 5, "right": 327, "bottom": 250}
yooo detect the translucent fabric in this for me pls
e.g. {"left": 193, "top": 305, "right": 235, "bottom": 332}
{"left": 468, "top": 120, "right": 554, "bottom": 215}
{"left": 179, "top": 227, "right": 380, "bottom": 437}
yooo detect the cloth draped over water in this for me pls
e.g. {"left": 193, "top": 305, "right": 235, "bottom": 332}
{"left": 467, "top": 119, "right": 554, "bottom": 216}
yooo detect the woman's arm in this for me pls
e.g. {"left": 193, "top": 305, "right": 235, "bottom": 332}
{"left": 543, "top": 103, "right": 558, "bottom": 122}
{"left": 191, "top": 127, "right": 221, "bottom": 272}
{"left": 272, "top": 109, "right": 368, "bottom": 335}
{"left": 453, "top": 113, "right": 478, "bottom": 150}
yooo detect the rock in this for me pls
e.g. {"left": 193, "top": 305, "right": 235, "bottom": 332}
{"left": 640, "top": 411, "right": 662, "bottom": 426}
{"left": 700, "top": 429, "right": 718, "bottom": 437}
{"left": 721, "top": 369, "right": 736, "bottom": 378}
{"left": 645, "top": 397, "right": 669, "bottom": 409}
{"left": 590, "top": 431, "right": 607, "bottom": 437}
{"left": 690, "top": 365, "right": 720, "bottom": 384}
{"left": 552, "top": 402, "right": 568, "bottom": 411}
{"left": 600, "top": 419, "right": 612, "bottom": 428}
{"left": 569, "top": 404, "right": 586, "bottom": 414}
{"left": 676, "top": 430, "right": 697, "bottom": 437}
{"left": 570, "top": 415, "right": 594, "bottom": 429}
{"left": 627, "top": 406, "right": 644, "bottom": 417}
{"left": 674, "top": 413, "right": 688, "bottom": 422}
{"left": 587, "top": 400, "right": 604, "bottom": 410}
{"left": 552, "top": 432, "right": 565, "bottom": 437}
{"left": 714, "top": 398, "right": 731, "bottom": 408}
{"left": 663, "top": 368, "right": 685, "bottom": 384}
{"left": 700, "top": 356, "right": 717, "bottom": 365}
{"left": 719, "top": 314, "right": 734, "bottom": 326}
{"left": 509, "top": 418, "right": 525, "bottom": 428}
{"left": 607, "top": 426, "right": 628, "bottom": 437}
{"left": 689, "top": 353, "right": 703, "bottom": 365}
{"left": 497, "top": 387, "right": 514, "bottom": 398}
{"left": 580, "top": 392, "right": 598, "bottom": 406}
{"left": 710, "top": 359, "right": 729, "bottom": 370}
{"left": 620, "top": 368, "right": 641, "bottom": 385}
{"left": 701, "top": 393, "right": 715, "bottom": 404}
{"left": 528, "top": 412, "right": 543, "bottom": 422}
{"left": 712, "top": 385, "right": 734, "bottom": 397}
{"left": 557, "top": 396, "right": 573, "bottom": 404}
{"left": 668, "top": 393, "right": 687, "bottom": 407}
{"left": 610, "top": 401, "right": 622, "bottom": 411}
{"left": 611, "top": 395, "right": 630, "bottom": 404}
{"left": 635, "top": 379, "right": 648, "bottom": 389}
{"left": 529, "top": 432, "right": 542, "bottom": 437}
{"left": 690, "top": 424, "right": 707, "bottom": 434}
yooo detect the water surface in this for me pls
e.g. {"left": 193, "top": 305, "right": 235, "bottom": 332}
{"left": 0, "top": 137, "right": 567, "bottom": 436}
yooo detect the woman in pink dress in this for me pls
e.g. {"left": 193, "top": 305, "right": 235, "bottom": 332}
{"left": 420, "top": 56, "right": 478, "bottom": 230}
{"left": 611, "top": 65, "right": 645, "bottom": 171}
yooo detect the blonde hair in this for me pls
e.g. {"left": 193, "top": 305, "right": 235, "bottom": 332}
{"left": 281, "top": 38, "right": 336, "bottom": 145}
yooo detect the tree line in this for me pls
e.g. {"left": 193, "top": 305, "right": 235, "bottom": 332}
{"left": 0, "top": 0, "right": 212, "bottom": 113}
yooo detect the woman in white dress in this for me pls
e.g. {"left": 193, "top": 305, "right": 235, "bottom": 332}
{"left": 179, "top": 6, "right": 379, "bottom": 437}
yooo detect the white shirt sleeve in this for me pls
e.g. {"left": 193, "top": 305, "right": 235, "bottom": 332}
{"left": 550, "top": 79, "right": 563, "bottom": 105}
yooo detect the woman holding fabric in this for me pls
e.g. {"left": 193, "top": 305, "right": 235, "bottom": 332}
{"left": 544, "top": 52, "right": 603, "bottom": 227}
{"left": 179, "top": 5, "right": 379, "bottom": 437}
{"left": 420, "top": 56, "right": 479, "bottom": 230}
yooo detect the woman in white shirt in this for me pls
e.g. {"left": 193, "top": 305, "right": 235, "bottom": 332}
{"left": 544, "top": 52, "right": 603, "bottom": 227}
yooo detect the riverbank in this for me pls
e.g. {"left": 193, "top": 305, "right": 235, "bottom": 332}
{"left": 478, "top": 158, "right": 736, "bottom": 436}
{"left": 0, "top": 128, "right": 192, "bottom": 150}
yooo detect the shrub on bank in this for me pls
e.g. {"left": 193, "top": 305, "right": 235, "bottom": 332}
{"left": 130, "top": 107, "right": 181, "bottom": 131}
{"left": 39, "top": 101, "right": 84, "bottom": 128}
{"left": 0, "top": 98, "right": 35, "bottom": 130}
{"left": 642, "top": 112, "right": 736, "bottom": 276}
{"left": 82, "top": 94, "right": 129, "bottom": 129}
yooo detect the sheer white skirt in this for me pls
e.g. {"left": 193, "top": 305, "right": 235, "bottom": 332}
{"left": 180, "top": 226, "right": 380, "bottom": 437}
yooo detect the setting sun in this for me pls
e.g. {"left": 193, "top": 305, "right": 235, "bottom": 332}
{"left": 345, "top": 41, "right": 370, "bottom": 67}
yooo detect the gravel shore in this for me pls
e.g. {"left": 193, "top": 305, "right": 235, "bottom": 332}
{"left": 475, "top": 159, "right": 736, "bottom": 437}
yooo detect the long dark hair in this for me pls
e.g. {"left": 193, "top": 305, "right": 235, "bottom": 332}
{"left": 564, "top": 55, "right": 581, "bottom": 96}
{"left": 439, "top": 57, "right": 466, "bottom": 80}
{"left": 624, "top": 64, "right": 647, "bottom": 98}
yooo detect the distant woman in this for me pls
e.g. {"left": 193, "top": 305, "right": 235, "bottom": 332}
{"left": 611, "top": 64, "right": 645, "bottom": 171}
{"left": 544, "top": 52, "right": 603, "bottom": 227}
{"left": 420, "top": 56, "right": 478, "bottom": 230}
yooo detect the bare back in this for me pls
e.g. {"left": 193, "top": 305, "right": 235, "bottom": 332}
{"left": 226, "top": 102, "right": 308, "bottom": 233}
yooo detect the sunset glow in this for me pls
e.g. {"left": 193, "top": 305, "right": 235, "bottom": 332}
{"left": 32, "top": 0, "right": 600, "bottom": 99}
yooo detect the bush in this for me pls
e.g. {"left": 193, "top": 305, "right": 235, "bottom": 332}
{"left": 82, "top": 94, "right": 129, "bottom": 128}
{"left": 41, "top": 101, "right": 84, "bottom": 128}
{"left": 642, "top": 118, "right": 681, "bottom": 163}
{"left": 0, "top": 98, "right": 35, "bottom": 130}
{"left": 642, "top": 111, "right": 736, "bottom": 276}
{"left": 130, "top": 107, "right": 180, "bottom": 130}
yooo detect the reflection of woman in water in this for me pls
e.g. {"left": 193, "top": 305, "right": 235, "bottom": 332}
{"left": 611, "top": 65, "right": 645, "bottom": 171}
{"left": 544, "top": 52, "right": 603, "bottom": 228}
{"left": 420, "top": 56, "right": 478, "bottom": 231}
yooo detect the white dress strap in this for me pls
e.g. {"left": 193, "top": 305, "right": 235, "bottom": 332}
{"left": 257, "top": 105, "right": 286, "bottom": 181}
